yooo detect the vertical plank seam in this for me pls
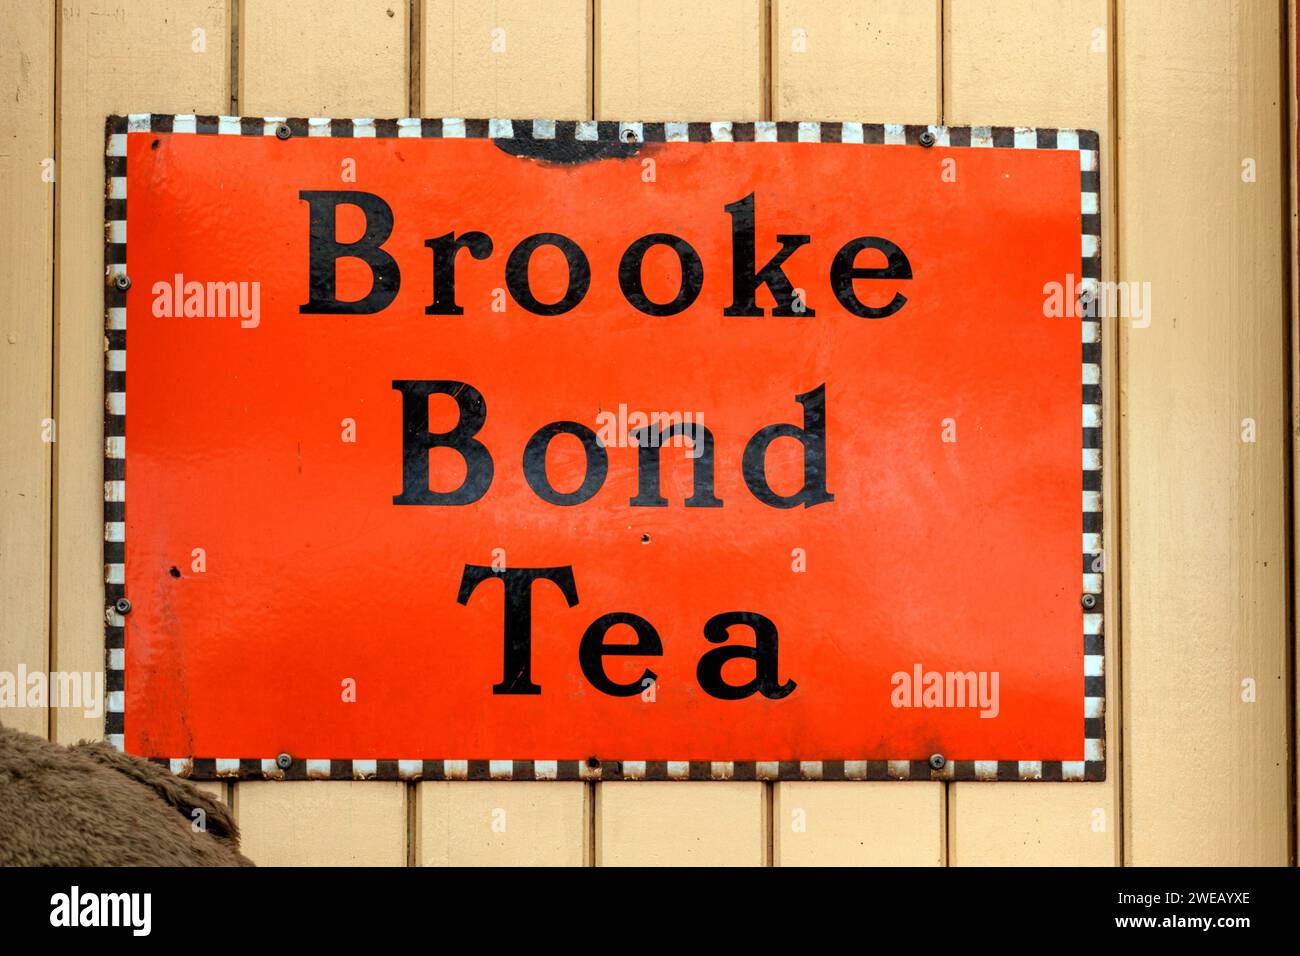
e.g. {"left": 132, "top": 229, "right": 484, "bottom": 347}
{"left": 590, "top": 0, "right": 597, "bottom": 121}
{"left": 1278, "top": 0, "right": 1299, "bottom": 869}
{"left": 1113, "top": 0, "right": 1131, "bottom": 867}
{"left": 589, "top": 782, "right": 599, "bottom": 866}
{"left": 763, "top": 781, "right": 773, "bottom": 866}
{"left": 48, "top": 0, "right": 63, "bottom": 746}
{"left": 762, "top": 0, "right": 773, "bottom": 121}
{"left": 1109, "top": 0, "right": 1126, "bottom": 869}
{"left": 585, "top": 782, "right": 594, "bottom": 866}
{"left": 1265, "top": 0, "right": 1296, "bottom": 866}
{"left": 229, "top": 0, "right": 239, "bottom": 113}
{"left": 227, "top": 778, "right": 237, "bottom": 846}
{"left": 939, "top": 0, "right": 949, "bottom": 123}
{"left": 1268, "top": 0, "right": 1292, "bottom": 870}
{"left": 408, "top": 0, "right": 421, "bottom": 116}
{"left": 943, "top": 786, "right": 952, "bottom": 865}
{"left": 406, "top": 782, "right": 417, "bottom": 866}
{"left": 944, "top": 782, "right": 954, "bottom": 866}
{"left": 1290, "top": 0, "right": 1300, "bottom": 869}
{"left": 937, "top": 0, "right": 946, "bottom": 124}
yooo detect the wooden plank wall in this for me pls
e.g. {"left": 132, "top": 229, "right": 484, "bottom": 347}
{"left": 1119, "top": 0, "right": 1290, "bottom": 865}
{"left": 1, "top": 0, "right": 54, "bottom": 740}
{"left": 0, "top": 0, "right": 1289, "bottom": 866}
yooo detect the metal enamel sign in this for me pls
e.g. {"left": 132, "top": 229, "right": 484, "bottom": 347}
{"left": 104, "top": 115, "right": 1103, "bottom": 782}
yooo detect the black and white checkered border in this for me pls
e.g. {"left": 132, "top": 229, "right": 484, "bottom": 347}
{"left": 104, "top": 113, "right": 1104, "bottom": 782}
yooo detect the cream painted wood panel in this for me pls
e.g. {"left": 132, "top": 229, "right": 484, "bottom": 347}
{"left": 1119, "top": 0, "right": 1289, "bottom": 865}
{"left": 943, "top": 0, "right": 1108, "bottom": 126}
{"left": 767, "top": 0, "right": 948, "bottom": 866}
{"left": 240, "top": 0, "right": 408, "bottom": 116}
{"left": 596, "top": 0, "right": 763, "bottom": 121}
{"left": 950, "top": 785, "right": 1111, "bottom": 866}
{"left": 232, "top": 0, "right": 413, "bottom": 866}
{"left": 418, "top": 781, "right": 587, "bottom": 866}
{"left": 771, "top": 0, "right": 939, "bottom": 122}
{"left": 193, "top": 780, "right": 224, "bottom": 801}
{"left": 774, "top": 782, "right": 944, "bottom": 866}
{"left": 421, "top": 0, "right": 590, "bottom": 119}
{"left": 55, "top": 0, "right": 229, "bottom": 745}
{"left": 411, "top": 4, "right": 594, "bottom": 867}
{"left": 0, "top": 0, "right": 54, "bottom": 739}
{"left": 237, "top": 781, "right": 405, "bottom": 866}
{"left": 944, "top": 0, "right": 1118, "bottom": 866}
{"left": 597, "top": 782, "right": 764, "bottom": 866}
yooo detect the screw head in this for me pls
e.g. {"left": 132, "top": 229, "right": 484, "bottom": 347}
{"left": 274, "top": 122, "right": 292, "bottom": 140}
{"left": 1081, "top": 593, "right": 1098, "bottom": 610}
{"left": 919, "top": 130, "right": 936, "bottom": 147}
{"left": 114, "top": 597, "right": 132, "bottom": 615}
{"left": 276, "top": 752, "right": 293, "bottom": 770}
{"left": 111, "top": 273, "right": 131, "bottom": 291}
{"left": 586, "top": 756, "right": 600, "bottom": 769}
{"left": 928, "top": 753, "right": 945, "bottom": 770}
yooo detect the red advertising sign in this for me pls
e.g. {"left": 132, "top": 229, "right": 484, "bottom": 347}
{"left": 105, "top": 115, "right": 1102, "bottom": 781}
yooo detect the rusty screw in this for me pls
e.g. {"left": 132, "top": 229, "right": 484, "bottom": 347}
{"left": 919, "top": 130, "right": 936, "bottom": 147}
{"left": 114, "top": 597, "right": 132, "bottom": 615}
{"left": 928, "top": 753, "right": 945, "bottom": 770}
{"left": 276, "top": 752, "right": 293, "bottom": 770}
{"left": 1081, "top": 593, "right": 1098, "bottom": 610}
{"left": 586, "top": 756, "right": 600, "bottom": 769}
{"left": 274, "top": 122, "right": 292, "bottom": 140}
{"left": 111, "top": 273, "right": 131, "bottom": 291}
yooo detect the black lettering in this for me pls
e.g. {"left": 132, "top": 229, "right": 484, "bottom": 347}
{"left": 457, "top": 565, "right": 579, "bottom": 695}
{"left": 299, "top": 190, "right": 400, "bottom": 314}
{"left": 578, "top": 612, "right": 662, "bottom": 697}
{"left": 392, "top": 380, "right": 494, "bottom": 505}
{"left": 830, "top": 236, "right": 912, "bottom": 318}
{"left": 629, "top": 422, "right": 723, "bottom": 508}
{"left": 425, "top": 231, "right": 493, "bottom": 315}
{"left": 523, "top": 421, "right": 608, "bottom": 505}
{"left": 722, "top": 192, "right": 813, "bottom": 317}
{"left": 742, "top": 384, "right": 834, "bottom": 508}
{"left": 505, "top": 233, "right": 591, "bottom": 315}
{"left": 696, "top": 611, "right": 796, "bottom": 700}
{"left": 618, "top": 233, "right": 703, "bottom": 316}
